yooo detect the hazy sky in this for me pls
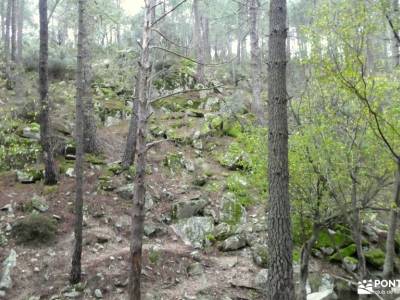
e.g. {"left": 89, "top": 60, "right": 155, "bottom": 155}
{"left": 120, "top": 0, "right": 143, "bottom": 16}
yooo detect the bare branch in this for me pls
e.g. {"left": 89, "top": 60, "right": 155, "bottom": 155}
{"left": 150, "top": 85, "right": 223, "bottom": 104}
{"left": 152, "top": 0, "right": 188, "bottom": 27}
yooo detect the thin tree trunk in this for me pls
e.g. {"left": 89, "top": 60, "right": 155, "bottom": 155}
{"left": 10, "top": 0, "right": 16, "bottom": 63}
{"left": 70, "top": 0, "right": 88, "bottom": 284}
{"left": 39, "top": 0, "right": 57, "bottom": 186}
{"left": 298, "top": 224, "right": 320, "bottom": 300}
{"left": 128, "top": 1, "right": 154, "bottom": 299}
{"left": 383, "top": 160, "right": 400, "bottom": 278}
{"left": 350, "top": 172, "right": 367, "bottom": 279}
{"left": 249, "top": 0, "right": 263, "bottom": 125}
{"left": 266, "top": 0, "right": 294, "bottom": 299}
{"left": 202, "top": 16, "right": 211, "bottom": 61}
{"left": 5, "top": 0, "right": 11, "bottom": 85}
{"left": 1, "top": 0, "right": 5, "bottom": 48}
{"left": 392, "top": 0, "right": 400, "bottom": 67}
{"left": 122, "top": 76, "right": 139, "bottom": 168}
{"left": 193, "top": 0, "right": 205, "bottom": 83}
{"left": 80, "top": 0, "right": 98, "bottom": 153}
{"left": 15, "top": 0, "right": 23, "bottom": 102}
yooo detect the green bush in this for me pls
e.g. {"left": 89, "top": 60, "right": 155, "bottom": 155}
{"left": 12, "top": 214, "right": 57, "bottom": 245}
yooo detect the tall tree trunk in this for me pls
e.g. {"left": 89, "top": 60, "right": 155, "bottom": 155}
{"left": 79, "top": 0, "right": 98, "bottom": 153}
{"left": 350, "top": 172, "right": 367, "bottom": 279}
{"left": 392, "top": 0, "right": 400, "bottom": 67}
{"left": 193, "top": 0, "right": 205, "bottom": 83}
{"left": 298, "top": 224, "right": 320, "bottom": 300}
{"left": 266, "top": 0, "right": 294, "bottom": 299}
{"left": 249, "top": 0, "right": 263, "bottom": 125}
{"left": 383, "top": 160, "right": 400, "bottom": 278}
{"left": 10, "top": 0, "right": 16, "bottom": 63}
{"left": 202, "top": 16, "right": 211, "bottom": 61}
{"left": 1, "top": 0, "right": 5, "bottom": 48}
{"left": 128, "top": 1, "right": 154, "bottom": 299}
{"left": 70, "top": 0, "right": 88, "bottom": 284}
{"left": 122, "top": 76, "right": 139, "bottom": 168}
{"left": 5, "top": 0, "right": 11, "bottom": 85}
{"left": 15, "top": 0, "right": 23, "bottom": 102}
{"left": 39, "top": 0, "right": 58, "bottom": 186}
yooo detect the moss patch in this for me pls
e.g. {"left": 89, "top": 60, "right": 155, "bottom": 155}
{"left": 365, "top": 248, "right": 385, "bottom": 269}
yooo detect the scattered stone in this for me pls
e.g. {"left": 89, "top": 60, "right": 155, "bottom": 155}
{"left": 16, "top": 170, "right": 42, "bottom": 184}
{"left": 63, "top": 291, "right": 81, "bottom": 298}
{"left": 0, "top": 249, "right": 17, "bottom": 290}
{"left": 219, "top": 235, "right": 247, "bottom": 251}
{"left": 187, "top": 262, "right": 204, "bottom": 277}
{"left": 219, "top": 193, "right": 247, "bottom": 225}
{"left": 94, "top": 289, "right": 103, "bottom": 298}
{"left": 321, "top": 247, "right": 334, "bottom": 256}
{"left": 251, "top": 244, "right": 268, "bottom": 268}
{"left": 213, "top": 223, "right": 233, "bottom": 241}
{"left": 0, "top": 204, "right": 13, "bottom": 214}
{"left": 22, "top": 127, "right": 40, "bottom": 141}
{"left": 65, "top": 168, "right": 75, "bottom": 177}
{"left": 342, "top": 256, "right": 358, "bottom": 273}
{"left": 31, "top": 195, "right": 49, "bottom": 212}
{"left": 115, "top": 183, "right": 134, "bottom": 200}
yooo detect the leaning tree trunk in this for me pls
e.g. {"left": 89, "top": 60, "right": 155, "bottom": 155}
{"left": 79, "top": 0, "right": 98, "bottom": 153}
{"left": 266, "top": 0, "right": 294, "bottom": 299}
{"left": 383, "top": 160, "right": 400, "bottom": 278}
{"left": 38, "top": 0, "right": 57, "bottom": 186}
{"left": 298, "top": 224, "right": 320, "bottom": 300}
{"left": 70, "top": 0, "right": 88, "bottom": 284}
{"left": 249, "top": 0, "right": 263, "bottom": 125}
{"left": 193, "top": 0, "right": 205, "bottom": 83}
{"left": 128, "top": 1, "right": 154, "bottom": 299}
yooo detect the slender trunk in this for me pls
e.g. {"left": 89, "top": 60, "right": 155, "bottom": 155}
{"left": 350, "top": 173, "right": 367, "bottom": 279}
{"left": 5, "top": 0, "right": 11, "bottom": 84}
{"left": 10, "top": 0, "right": 16, "bottom": 62}
{"left": 79, "top": 0, "right": 98, "bottom": 153}
{"left": 383, "top": 160, "right": 400, "bottom": 278}
{"left": 39, "top": 0, "right": 57, "bottom": 186}
{"left": 128, "top": 1, "right": 154, "bottom": 299}
{"left": 193, "top": 0, "right": 205, "bottom": 83}
{"left": 250, "top": 0, "right": 263, "bottom": 125}
{"left": 202, "top": 16, "right": 210, "bottom": 62}
{"left": 392, "top": 0, "right": 400, "bottom": 67}
{"left": 1, "top": 0, "right": 5, "bottom": 48}
{"left": 16, "top": 0, "right": 22, "bottom": 62}
{"left": 298, "top": 224, "right": 320, "bottom": 300}
{"left": 122, "top": 76, "right": 139, "bottom": 168}
{"left": 70, "top": 0, "right": 88, "bottom": 284}
{"left": 236, "top": 1, "right": 241, "bottom": 66}
{"left": 266, "top": 0, "right": 294, "bottom": 299}
{"left": 15, "top": 0, "right": 23, "bottom": 102}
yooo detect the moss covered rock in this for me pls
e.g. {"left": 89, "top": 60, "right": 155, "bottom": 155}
{"left": 365, "top": 248, "right": 385, "bottom": 269}
{"left": 329, "top": 244, "right": 357, "bottom": 262}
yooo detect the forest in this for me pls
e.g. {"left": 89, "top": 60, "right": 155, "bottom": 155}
{"left": 0, "top": 0, "right": 399, "bottom": 299}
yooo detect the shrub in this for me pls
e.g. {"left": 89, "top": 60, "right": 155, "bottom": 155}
{"left": 12, "top": 214, "right": 57, "bottom": 245}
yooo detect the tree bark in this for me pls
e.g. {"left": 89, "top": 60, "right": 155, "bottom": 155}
{"left": 298, "top": 224, "right": 320, "bottom": 300}
{"left": 128, "top": 1, "right": 154, "bottom": 299}
{"left": 266, "top": 0, "right": 294, "bottom": 299}
{"left": 70, "top": 0, "right": 88, "bottom": 284}
{"left": 193, "top": 0, "right": 205, "bottom": 83}
{"left": 249, "top": 0, "right": 263, "bottom": 125}
{"left": 16, "top": 0, "right": 22, "bottom": 62}
{"left": 79, "top": 0, "right": 98, "bottom": 153}
{"left": 383, "top": 160, "right": 400, "bottom": 278}
{"left": 39, "top": 0, "right": 58, "bottom": 186}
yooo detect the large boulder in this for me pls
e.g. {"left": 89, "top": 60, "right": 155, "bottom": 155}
{"left": 171, "top": 216, "right": 214, "bottom": 248}
{"left": 219, "top": 193, "right": 247, "bottom": 225}
{"left": 364, "top": 248, "right": 385, "bottom": 269}
{"left": 219, "top": 234, "right": 247, "bottom": 252}
{"left": 172, "top": 198, "right": 208, "bottom": 219}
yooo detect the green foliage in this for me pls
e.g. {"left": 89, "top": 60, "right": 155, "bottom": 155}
{"left": 12, "top": 214, "right": 57, "bottom": 245}
{"left": 153, "top": 59, "right": 196, "bottom": 91}
{"left": 148, "top": 247, "right": 160, "bottom": 264}
{"left": 0, "top": 117, "right": 41, "bottom": 171}
{"left": 329, "top": 244, "right": 357, "bottom": 262}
